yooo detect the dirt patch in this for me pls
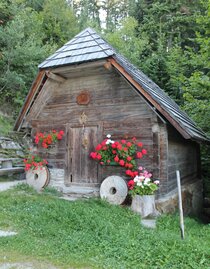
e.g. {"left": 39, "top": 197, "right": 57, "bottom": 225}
{"left": 0, "top": 230, "right": 17, "bottom": 237}
{"left": 0, "top": 262, "right": 58, "bottom": 269}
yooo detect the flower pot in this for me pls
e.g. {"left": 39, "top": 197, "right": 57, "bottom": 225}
{"left": 131, "top": 194, "right": 157, "bottom": 218}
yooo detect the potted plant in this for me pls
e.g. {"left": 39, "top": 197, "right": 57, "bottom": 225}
{"left": 127, "top": 167, "right": 160, "bottom": 218}
{"left": 90, "top": 134, "right": 147, "bottom": 170}
{"left": 23, "top": 129, "right": 64, "bottom": 191}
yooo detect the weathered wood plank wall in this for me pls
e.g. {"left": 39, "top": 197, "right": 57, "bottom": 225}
{"left": 25, "top": 66, "right": 161, "bottom": 185}
{"left": 167, "top": 126, "right": 199, "bottom": 192}
{"left": 19, "top": 63, "right": 201, "bottom": 199}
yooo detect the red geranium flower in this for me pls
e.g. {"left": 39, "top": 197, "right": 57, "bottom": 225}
{"left": 136, "top": 152, "right": 143, "bottom": 158}
{"left": 96, "top": 154, "right": 102, "bottom": 160}
{"left": 119, "top": 160, "right": 125, "bottom": 166}
{"left": 126, "top": 142, "right": 132, "bottom": 147}
{"left": 90, "top": 152, "right": 97, "bottom": 159}
{"left": 96, "top": 144, "right": 102, "bottom": 151}
{"left": 117, "top": 144, "right": 122, "bottom": 150}
{"left": 128, "top": 180, "right": 135, "bottom": 190}
{"left": 114, "top": 156, "right": 119, "bottom": 162}
{"left": 142, "top": 149, "right": 147, "bottom": 155}
{"left": 137, "top": 142, "right": 143, "bottom": 147}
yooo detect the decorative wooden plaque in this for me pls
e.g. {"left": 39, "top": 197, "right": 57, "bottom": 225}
{"left": 76, "top": 91, "right": 90, "bottom": 105}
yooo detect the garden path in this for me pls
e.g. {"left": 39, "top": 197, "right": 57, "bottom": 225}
{"left": 0, "top": 180, "right": 26, "bottom": 192}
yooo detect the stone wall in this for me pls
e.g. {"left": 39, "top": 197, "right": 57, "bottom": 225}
{"left": 156, "top": 179, "right": 203, "bottom": 216}
{"left": 48, "top": 168, "right": 203, "bottom": 216}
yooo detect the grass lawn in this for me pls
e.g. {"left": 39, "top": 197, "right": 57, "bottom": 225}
{"left": 0, "top": 184, "right": 209, "bottom": 269}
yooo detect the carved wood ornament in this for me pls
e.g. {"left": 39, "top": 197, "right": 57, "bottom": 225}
{"left": 76, "top": 91, "right": 90, "bottom": 105}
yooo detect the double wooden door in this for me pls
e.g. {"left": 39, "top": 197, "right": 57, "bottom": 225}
{"left": 66, "top": 125, "right": 99, "bottom": 185}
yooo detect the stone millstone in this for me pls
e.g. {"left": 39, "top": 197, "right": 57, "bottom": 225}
{"left": 100, "top": 176, "right": 128, "bottom": 205}
{"left": 26, "top": 167, "right": 49, "bottom": 191}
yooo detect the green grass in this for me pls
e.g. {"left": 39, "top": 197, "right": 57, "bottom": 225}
{"left": 0, "top": 184, "right": 209, "bottom": 269}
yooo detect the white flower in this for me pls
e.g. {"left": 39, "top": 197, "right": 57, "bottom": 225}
{"left": 154, "top": 180, "right": 160, "bottom": 185}
{"left": 139, "top": 176, "right": 145, "bottom": 182}
{"left": 144, "top": 177, "right": 151, "bottom": 184}
{"left": 106, "top": 134, "right": 111, "bottom": 138}
{"left": 137, "top": 181, "right": 142, "bottom": 187}
{"left": 134, "top": 176, "right": 140, "bottom": 182}
{"left": 106, "top": 139, "right": 112, "bottom": 145}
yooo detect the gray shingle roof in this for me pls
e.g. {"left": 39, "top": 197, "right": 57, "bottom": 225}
{"left": 38, "top": 28, "right": 114, "bottom": 69}
{"left": 38, "top": 28, "right": 209, "bottom": 143}
{"left": 114, "top": 54, "right": 209, "bottom": 142}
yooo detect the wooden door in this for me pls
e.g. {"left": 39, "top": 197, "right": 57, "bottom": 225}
{"left": 67, "top": 126, "right": 98, "bottom": 185}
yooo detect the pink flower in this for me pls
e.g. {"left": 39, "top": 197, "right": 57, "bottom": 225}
{"left": 126, "top": 156, "right": 132, "bottom": 162}
{"left": 121, "top": 140, "right": 126, "bottom": 144}
{"left": 137, "top": 142, "right": 143, "bottom": 147}
{"left": 154, "top": 180, "right": 160, "bottom": 185}
{"left": 138, "top": 166, "right": 143, "bottom": 170}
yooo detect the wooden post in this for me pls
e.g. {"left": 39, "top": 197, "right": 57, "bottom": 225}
{"left": 176, "top": 170, "right": 185, "bottom": 239}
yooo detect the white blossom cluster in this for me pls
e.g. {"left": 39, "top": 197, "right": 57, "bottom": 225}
{"left": 105, "top": 134, "right": 115, "bottom": 145}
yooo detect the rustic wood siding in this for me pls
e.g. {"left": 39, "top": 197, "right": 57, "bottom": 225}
{"left": 24, "top": 65, "right": 164, "bottom": 186}
{"left": 167, "top": 126, "right": 199, "bottom": 193}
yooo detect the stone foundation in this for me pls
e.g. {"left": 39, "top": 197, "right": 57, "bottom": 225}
{"left": 48, "top": 168, "right": 65, "bottom": 191}
{"left": 156, "top": 179, "right": 203, "bottom": 215}
{"left": 47, "top": 169, "right": 203, "bottom": 215}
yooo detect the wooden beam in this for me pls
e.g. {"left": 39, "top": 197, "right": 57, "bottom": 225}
{"left": 108, "top": 58, "right": 191, "bottom": 140}
{"left": 14, "top": 70, "right": 47, "bottom": 131}
{"left": 103, "top": 61, "right": 113, "bottom": 71}
{"left": 51, "top": 60, "right": 107, "bottom": 73}
{"left": 45, "top": 71, "right": 66, "bottom": 83}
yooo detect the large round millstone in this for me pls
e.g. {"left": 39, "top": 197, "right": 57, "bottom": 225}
{"left": 26, "top": 166, "right": 49, "bottom": 191}
{"left": 100, "top": 176, "right": 128, "bottom": 205}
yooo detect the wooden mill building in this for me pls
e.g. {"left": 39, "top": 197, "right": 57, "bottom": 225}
{"left": 14, "top": 28, "right": 209, "bottom": 213}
